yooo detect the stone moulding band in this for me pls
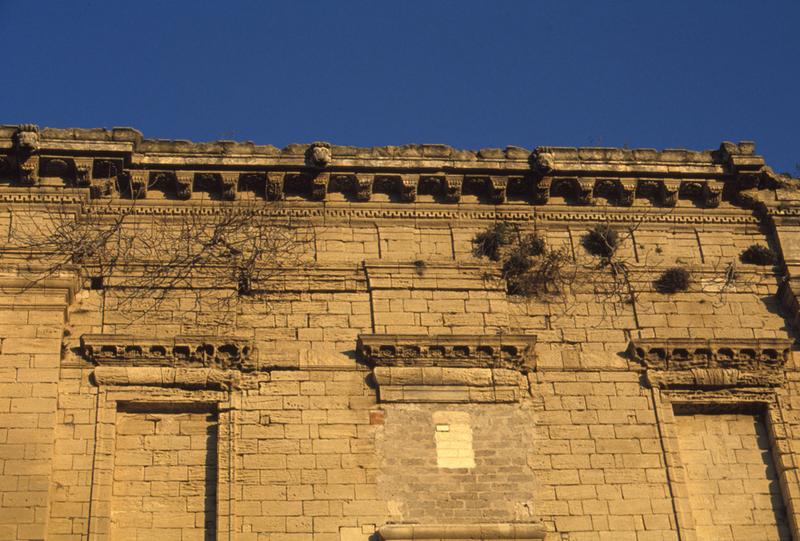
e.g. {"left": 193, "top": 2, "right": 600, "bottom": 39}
{"left": 376, "top": 523, "right": 553, "bottom": 540}
{"left": 356, "top": 334, "right": 537, "bottom": 370}
{"left": 80, "top": 334, "right": 256, "bottom": 370}
{"left": 92, "top": 366, "right": 239, "bottom": 390}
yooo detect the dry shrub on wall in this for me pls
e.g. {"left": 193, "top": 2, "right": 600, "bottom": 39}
{"left": 473, "top": 222, "right": 514, "bottom": 261}
{"left": 473, "top": 225, "right": 575, "bottom": 298}
{"left": 654, "top": 267, "right": 691, "bottom": 294}
{"left": 739, "top": 244, "right": 778, "bottom": 266}
{"left": 3, "top": 182, "right": 315, "bottom": 315}
{"left": 582, "top": 224, "right": 620, "bottom": 259}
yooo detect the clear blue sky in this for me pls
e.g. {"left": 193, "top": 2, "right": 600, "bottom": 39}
{"left": 1, "top": 1, "right": 797, "bottom": 173}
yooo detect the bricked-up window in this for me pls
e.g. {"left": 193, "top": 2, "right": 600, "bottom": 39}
{"left": 432, "top": 411, "right": 476, "bottom": 469}
{"left": 111, "top": 403, "right": 218, "bottom": 540}
{"left": 673, "top": 406, "right": 791, "bottom": 541}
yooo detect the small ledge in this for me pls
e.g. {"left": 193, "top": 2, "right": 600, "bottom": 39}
{"left": 377, "top": 523, "right": 554, "bottom": 540}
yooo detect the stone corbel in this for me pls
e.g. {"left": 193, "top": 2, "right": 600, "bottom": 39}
{"left": 17, "top": 156, "right": 39, "bottom": 186}
{"left": 533, "top": 176, "right": 551, "bottom": 204}
{"left": 377, "top": 523, "right": 555, "bottom": 540}
{"left": 311, "top": 172, "right": 329, "bottom": 201}
{"left": 174, "top": 171, "right": 194, "bottom": 200}
{"left": 125, "top": 170, "right": 149, "bottom": 199}
{"left": 89, "top": 178, "right": 117, "bottom": 199}
{"left": 73, "top": 157, "right": 93, "bottom": 187}
{"left": 658, "top": 179, "right": 680, "bottom": 206}
{"left": 399, "top": 174, "right": 418, "bottom": 202}
{"left": 219, "top": 172, "right": 239, "bottom": 200}
{"left": 353, "top": 173, "right": 373, "bottom": 201}
{"left": 618, "top": 178, "right": 636, "bottom": 206}
{"left": 702, "top": 179, "right": 723, "bottom": 208}
{"left": 13, "top": 124, "right": 40, "bottom": 186}
{"left": 443, "top": 174, "right": 463, "bottom": 203}
{"left": 487, "top": 176, "right": 507, "bottom": 204}
{"left": 266, "top": 172, "right": 285, "bottom": 201}
{"left": 576, "top": 177, "right": 595, "bottom": 205}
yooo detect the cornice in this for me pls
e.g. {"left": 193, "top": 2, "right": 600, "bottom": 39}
{"left": 0, "top": 189, "right": 762, "bottom": 226}
{"left": 356, "top": 334, "right": 537, "bottom": 370}
{"left": 79, "top": 334, "right": 256, "bottom": 370}
{"left": 0, "top": 125, "right": 785, "bottom": 210}
{"left": 628, "top": 338, "right": 792, "bottom": 389}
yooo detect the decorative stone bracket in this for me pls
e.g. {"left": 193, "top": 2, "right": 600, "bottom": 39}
{"left": 80, "top": 334, "right": 256, "bottom": 370}
{"left": 357, "top": 334, "right": 536, "bottom": 403}
{"left": 377, "top": 523, "right": 555, "bottom": 540}
{"left": 628, "top": 338, "right": 792, "bottom": 389}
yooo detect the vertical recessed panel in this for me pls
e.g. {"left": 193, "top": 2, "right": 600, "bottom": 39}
{"left": 111, "top": 405, "right": 218, "bottom": 541}
{"left": 674, "top": 412, "right": 790, "bottom": 541}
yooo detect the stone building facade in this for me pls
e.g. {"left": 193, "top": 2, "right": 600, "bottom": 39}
{"left": 0, "top": 124, "right": 799, "bottom": 540}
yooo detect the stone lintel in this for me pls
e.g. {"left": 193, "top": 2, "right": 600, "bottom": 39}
{"left": 92, "top": 366, "right": 239, "bottom": 390}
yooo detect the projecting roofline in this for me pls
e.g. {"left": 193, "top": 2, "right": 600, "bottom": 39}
{"left": 0, "top": 124, "right": 794, "bottom": 207}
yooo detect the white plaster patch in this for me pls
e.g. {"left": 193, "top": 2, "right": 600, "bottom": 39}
{"left": 432, "top": 411, "right": 475, "bottom": 469}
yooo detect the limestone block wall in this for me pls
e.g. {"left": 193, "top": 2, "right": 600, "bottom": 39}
{"left": 0, "top": 128, "right": 799, "bottom": 540}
